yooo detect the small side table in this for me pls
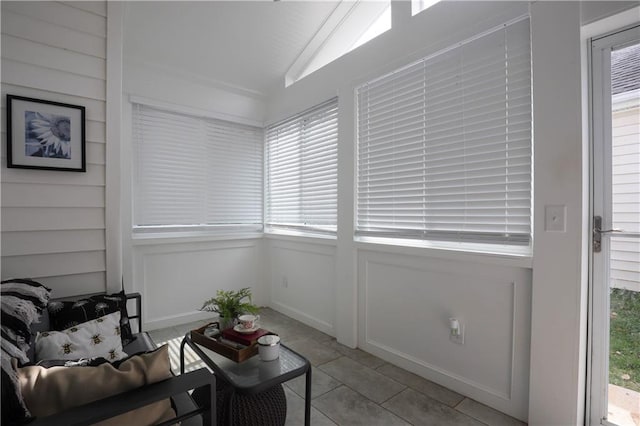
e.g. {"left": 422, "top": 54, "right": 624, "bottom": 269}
{"left": 180, "top": 333, "right": 311, "bottom": 426}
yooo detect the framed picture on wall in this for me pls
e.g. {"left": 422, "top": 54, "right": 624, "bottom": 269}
{"left": 6, "top": 95, "right": 86, "bottom": 172}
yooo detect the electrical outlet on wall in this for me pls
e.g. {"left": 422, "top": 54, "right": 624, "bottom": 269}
{"left": 449, "top": 320, "right": 464, "bottom": 345}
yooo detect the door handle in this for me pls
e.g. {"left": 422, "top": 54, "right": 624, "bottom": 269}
{"left": 593, "top": 216, "right": 624, "bottom": 253}
{"left": 597, "top": 228, "right": 623, "bottom": 234}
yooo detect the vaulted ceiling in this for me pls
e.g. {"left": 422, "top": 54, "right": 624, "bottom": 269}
{"left": 123, "top": 1, "right": 343, "bottom": 97}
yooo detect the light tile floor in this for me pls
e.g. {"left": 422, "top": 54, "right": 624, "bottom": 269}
{"left": 148, "top": 308, "right": 526, "bottom": 426}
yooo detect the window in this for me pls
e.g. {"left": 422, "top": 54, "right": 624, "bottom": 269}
{"left": 265, "top": 98, "right": 338, "bottom": 235}
{"left": 132, "top": 104, "right": 263, "bottom": 232}
{"left": 356, "top": 18, "right": 532, "bottom": 250}
{"left": 411, "top": 0, "right": 441, "bottom": 16}
{"left": 286, "top": 1, "right": 391, "bottom": 86}
{"left": 351, "top": 3, "right": 391, "bottom": 51}
{"left": 610, "top": 43, "right": 640, "bottom": 290}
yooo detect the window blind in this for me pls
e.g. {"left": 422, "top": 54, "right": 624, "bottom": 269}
{"left": 265, "top": 98, "right": 338, "bottom": 234}
{"left": 132, "top": 104, "right": 263, "bottom": 230}
{"left": 356, "top": 18, "right": 532, "bottom": 246}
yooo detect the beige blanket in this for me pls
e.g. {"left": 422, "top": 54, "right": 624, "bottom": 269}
{"left": 18, "top": 344, "right": 176, "bottom": 426}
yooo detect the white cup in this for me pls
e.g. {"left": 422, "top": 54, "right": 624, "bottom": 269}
{"left": 257, "top": 335, "right": 280, "bottom": 361}
{"left": 238, "top": 314, "right": 260, "bottom": 330}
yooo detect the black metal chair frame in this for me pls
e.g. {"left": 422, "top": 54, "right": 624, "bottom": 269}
{"left": 27, "top": 293, "right": 217, "bottom": 426}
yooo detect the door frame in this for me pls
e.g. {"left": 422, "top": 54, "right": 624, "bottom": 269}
{"left": 587, "top": 22, "right": 640, "bottom": 426}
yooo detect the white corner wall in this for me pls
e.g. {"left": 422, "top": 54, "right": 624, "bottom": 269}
{"left": 1, "top": 1, "right": 109, "bottom": 297}
{"left": 264, "top": 1, "right": 534, "bottom": 420}
{"left": 121, "top": 52, "right": 268, "bottom": 330}
{"left": 132, "top": 237, "right": 264, "bottom": 330}
{"left": 264, "top": 236, "right": 337, "bottom": 336}
{"left": 123, "top": 60, "right": 266, "bottom": 126}
{"left": 529, "top": 3, "right": 587, "bottom": 424}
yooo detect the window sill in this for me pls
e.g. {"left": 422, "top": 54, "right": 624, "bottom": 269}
{"left": 131, "top": 231, "right": 263, "bottom": 246}
{"left": 354, "top": 236, "right": 533, "bottom": 268}
{"left": 264, "top": 229, "right": 337, "bottom": 246}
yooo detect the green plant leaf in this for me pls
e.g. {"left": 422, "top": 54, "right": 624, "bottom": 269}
{"left": 199, "top": 287, "right": 259, "bottom": 319}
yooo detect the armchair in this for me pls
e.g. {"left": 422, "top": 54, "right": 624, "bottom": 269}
{"left": 15, "top": 291, "right": 216, "bottom": 426}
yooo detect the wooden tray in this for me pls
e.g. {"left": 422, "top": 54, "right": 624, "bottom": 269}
{"left": 190, "top": 322, "right": 258, "bottom": 363}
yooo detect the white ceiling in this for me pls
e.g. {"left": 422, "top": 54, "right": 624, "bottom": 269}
{"left": 123, "top": 1, "right": 342, "bottom": 97}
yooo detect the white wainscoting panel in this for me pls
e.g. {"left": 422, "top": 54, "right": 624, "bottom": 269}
{"left": 266, "top": 238, "right": 336, "bottom": 336}
{"left": 133, "top": 238, "right": 263, "bottom": 330}
{"left": 358, "top": 249, "right": 531, "bottom": 420}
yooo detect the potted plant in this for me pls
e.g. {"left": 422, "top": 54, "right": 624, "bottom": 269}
{"left": 200, "top": 287, "right": 259, "bottom": 330}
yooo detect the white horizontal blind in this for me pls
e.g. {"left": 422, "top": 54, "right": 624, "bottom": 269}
{"left": 265, "top": 98, "right": 338, "bottom": 233}
{"left": 133, "top": 104, "right": 263, "bottom": 229}
{"left": 356, "top": 18, "right": 532, "bottom": 246}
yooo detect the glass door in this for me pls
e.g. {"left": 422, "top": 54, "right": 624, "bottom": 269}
{"left": 590, "top": 25, "right": 640, "bottom": 426}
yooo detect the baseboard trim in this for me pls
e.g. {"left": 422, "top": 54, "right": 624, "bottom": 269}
{"left": 269, "top": 301, "right": 335, "bottom": 337}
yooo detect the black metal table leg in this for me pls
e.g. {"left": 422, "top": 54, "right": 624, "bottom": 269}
{"left": 180, "top": 336, "right": 187, "bottom": 375}
{"left": 305, "top": 366, "right": 312, "bottom": 426}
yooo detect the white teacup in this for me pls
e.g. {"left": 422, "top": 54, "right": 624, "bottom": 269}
{"left": 238, "top": 314, "right": 260, "bottom": 330}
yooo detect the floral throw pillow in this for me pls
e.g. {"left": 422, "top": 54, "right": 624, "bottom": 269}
{"left": 35, "top": 311, "right": 127, "bottom": 362}
{"left": 47, "top": 290, "right": 134, "bottom": 345}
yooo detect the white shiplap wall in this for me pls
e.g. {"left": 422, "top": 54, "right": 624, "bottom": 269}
{"left": 1, "top": 1, "right": 108, "bottom": 297}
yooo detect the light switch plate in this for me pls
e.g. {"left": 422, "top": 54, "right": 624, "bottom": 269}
{"left": 545, "top": 205, "right": 566, "bottom": 232}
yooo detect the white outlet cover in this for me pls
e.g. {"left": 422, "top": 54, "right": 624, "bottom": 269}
{"left": 450, "top": 323, "right": 464, "bottom": 345}
{"left": 545, "top": 205, "right": 566, "bottom": 232}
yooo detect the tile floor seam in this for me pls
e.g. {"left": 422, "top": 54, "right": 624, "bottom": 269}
{"left": 336, "top": 348, "right": 386, "bottom": 369}
{"left": 340, "top": 381, "right": 404, "bottom": 408}
{"left": 384, "top": 409, "right": 417, "bottom": 426}
{"left": 378, "top": 384, "right": 409, "bottom": 405}
{"left": 308, "top": 385, "right": 345, "bottom": 424}
{"left": 453, "top": 408, "right": 494, "bottom": 426}
{"left": 315, "top": 355, "right": 347, "bottom": 378}
{"left": 379, "top": 396, "right": 417, "bottom": 426}
{"left": 284, "top": 378, "right": 339, "bottom": 402}
{"left": 315, "top": 355, "right": 343, "bottom": 369}
{"left": 454, "top": 397, "right": 468, "bottom": 409}
{"left": 283, "top": 382, "right": 293, "bottom": 393}
{"left": 313, "top": 384, "right": 414, "bottom": 426}
{"left": 380, "top": 401, "right": 417, "bottom": 426}
{"left": 318, "top": 355, "right": 408, "bottom": 401}
{"left": 307, "top": 385, "right": 338, "bottom": 401}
